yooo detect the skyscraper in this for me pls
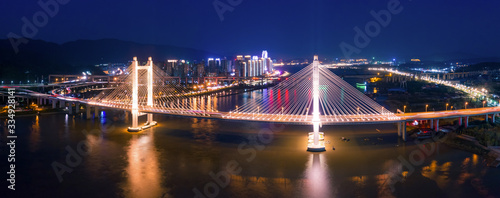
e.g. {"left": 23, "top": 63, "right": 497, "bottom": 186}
{"left": 165, "top": 60, "right": 177, "bottom": 76}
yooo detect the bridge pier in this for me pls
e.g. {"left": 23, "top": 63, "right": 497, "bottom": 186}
{"left": 397, "top": 122, "right": 402, "bottom": 137}
{"left": 399, "top": 122, "right": 407, "bottom": 141}
{"left": 458, "top": 117, "right": 462, "bottom": 126}
{"left": 68, "top": 102, "right": 73, "bottom": 115}
{"left": 430, "top": 119, "right": 434, "bottom": 129}
{"left": 131, "top": 110, "right": 139, "bottom": 130}
{"left": 464, "top": 116, "right": 469, "bottom": 128}
{"left": 86, "top": 105, "right": 92, "bottom": 120}
{"left": 52, "top": 99, "right": 57, "bottom": 109}
{"left": 434, "top": 119, "right": 439, "bottom": 132}
{"left": 75, "top": 103, "right": 80, "bottom": 114}
{"left": 94, "top": 106, "right": 99, "bottom": 118}
{"left": 147, "top": 114, "right": 153, "bottom": 124}
{"left": 493, "top": 114, "right": 496, "bottom": 123}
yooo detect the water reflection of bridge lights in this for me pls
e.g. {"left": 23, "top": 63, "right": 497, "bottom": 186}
{"left": 123, "top": 132, "right": 166, "bottom": 197}
{"left": 303, "top": 154, "right": 333, "bottom": 197}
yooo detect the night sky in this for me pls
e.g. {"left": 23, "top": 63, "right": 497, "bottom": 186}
{"left": 2, "top": 0, "right": 500, "bottom": 59}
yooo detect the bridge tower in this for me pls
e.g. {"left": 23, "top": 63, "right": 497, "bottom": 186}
{"left": 128, "top": 57, "right": 157, "bottom": 132}
{"left": 307, "top": 55, "right": 326, "bottom": 152}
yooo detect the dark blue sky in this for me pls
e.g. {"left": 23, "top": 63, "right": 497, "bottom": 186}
{"left": 2, "top": 0, "right": 500, "bottom": 59}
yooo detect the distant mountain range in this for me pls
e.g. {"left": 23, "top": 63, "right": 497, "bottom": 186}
{"left": 1, "top": 38, "right": 499, "bottom": 82}
{"left": 0, "top": 38, "right": 221, "bottom": 80}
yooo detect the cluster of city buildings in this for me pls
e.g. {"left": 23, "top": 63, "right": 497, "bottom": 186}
{"left": 160, "top": 50, "right": 275, "bottom": 78}
{"left": 94, "top": 50, "right": 276, "bottom": 79}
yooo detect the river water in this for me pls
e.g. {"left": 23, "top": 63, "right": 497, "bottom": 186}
{"left": 2, "top": 90, "right": 500, "bottom": 198}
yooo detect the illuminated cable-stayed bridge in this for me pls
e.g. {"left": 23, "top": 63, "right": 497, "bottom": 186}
{"left": 91, "top": 56, "right": 398, "bottom": 122}
{"left": 77, "top": 55, "right": 399, "bottom": 151}
{"left": 6, "top": 56, "right": 500, "bottom": 151}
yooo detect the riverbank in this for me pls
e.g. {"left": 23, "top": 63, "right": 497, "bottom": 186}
{"left": 443, "top": 123, "right": 500, "bottom": 168}
{"left": 0, "top": 108, "right": 65, "bottom": 118}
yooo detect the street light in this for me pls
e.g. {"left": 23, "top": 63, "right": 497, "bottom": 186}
{"left": 403, "top": 105, "right": 406, "bottom": 113}
{"left": 465, "top": 102, "right": 468, "bottom": 109}
{"left": 446, "top": 103, "right": 449, "bottom": 111}
{"left": 483, "top": 101, "right": 486, "bottom": 108}
{"left": 426, "top": 104, "right": 429, "bottom": 112}
{"left": 450, "top": 106, "right": 453, "bottom": 110}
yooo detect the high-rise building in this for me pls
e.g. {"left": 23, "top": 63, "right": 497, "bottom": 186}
{"left": 196, "top": 61, "right": 205, "bottom": 77}
{"left": 220, "top": 58, "right": 231, "bottom": 76}
{"left": 165, "top": 60, "right": 177, "bottom": 76}
{"left": 261, "top": 50, "right": 273, "bottom": 73}
{"left": 233, "top": 52, "right": 274, "bottom": 77}
{"left": 173, "top": 60, "right": 186, "bottom": 77}
{"left": 183, "top": 63, "right": 190, "bottom": 77}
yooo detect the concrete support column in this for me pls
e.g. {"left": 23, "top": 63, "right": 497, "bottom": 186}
{"left": 60, "top": 100, "right": 64, "bottom": 108}
{"left": 397, "top": 122, "right": 402, "bottom": 137}
{"left": 52, "top": 99, "right": 56, "bottom": 109}
{"left": 430, "top": 119, "right": 434, "bottom": 129}
{"left": 132, "top": 110, "right": 138, "bottom": 128}
{"left": 75, "top": 103, "right": 80, "bottom": 114}
{"left": 37, "top": 97, "right": 41, "bottom": 105}
{"left": 147, "top": 114, "right": 153, "bottom": 124}
{"left": 68, "top": 102, "right": 73, "bottom": 115}
{"left": 402, "top": 122, "right": 407, "bottom": 141}
{"left": 94, "top": 106, "right": 99, "bottom": 118}
{"left": 485, "top": 114, "right": 489, "bottom": 122}
{"left": 464, "top": 116, "right": 469, "bottom": 128}
{"left": 86, "top": 105, "right": 92, "bottom": 120}
{"left": 458, "top": 117, "right": 462, "bottom": 126}
{"left": 493, "top": 114, "right": 496, "bottom": 123}
{"left": 435, "top": 119, "right": 439, "bottom": 132}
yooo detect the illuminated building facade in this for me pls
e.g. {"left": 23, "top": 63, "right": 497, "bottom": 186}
{"left": 235, "top": 50, "right": 274, "bottom": 77}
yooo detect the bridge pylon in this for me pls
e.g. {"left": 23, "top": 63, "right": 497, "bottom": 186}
{"left": 128, "top": 57, "right": 157, "bottom": 132}
{"left": 307, "top": 55, "right": 326, "bottom": 152}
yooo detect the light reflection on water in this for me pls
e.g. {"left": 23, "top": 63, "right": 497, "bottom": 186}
{"left": 303, "top": 154, "right": 334, "bottom": 198}
{"left": 122, "top": 130, "right": 168, "bottom": 198}
{"left": 421, "top": 160, "right": 452, "bottom": 189}
{"left": 29, "top": 115, "right": 40, "bottom": 152}
{"left": 3, "top": 87, "right": 500, "bottom": 198}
